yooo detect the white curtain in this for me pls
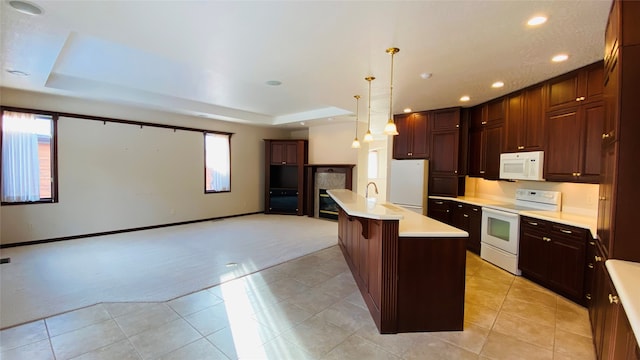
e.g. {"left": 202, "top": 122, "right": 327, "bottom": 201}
{"left": 1, "top": 111, "right": 42, "bottom": 202}
{"left": 205, "top": 133, "right": 230, "bottom": 192}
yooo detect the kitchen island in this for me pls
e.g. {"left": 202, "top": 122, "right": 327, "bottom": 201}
{"left": 327, "top": 189, "right": 468, "bottom": 334}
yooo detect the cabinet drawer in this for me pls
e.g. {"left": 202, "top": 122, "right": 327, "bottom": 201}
{"left": 520, "top": 217, "right": 550, "bottom": 232}
{"left": 550, "top": 223, "right": 588, "bottom": 243}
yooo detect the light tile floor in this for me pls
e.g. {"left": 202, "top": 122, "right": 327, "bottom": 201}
{"left": 0, "top": 246, "right": 595, "bottom": 360}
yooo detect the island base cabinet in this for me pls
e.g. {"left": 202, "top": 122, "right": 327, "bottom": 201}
{"left": 337, "top": 208, "right": 466, "bottom": 334}
{"left": 397, "top": 236, "right": 466, "bottom": 332}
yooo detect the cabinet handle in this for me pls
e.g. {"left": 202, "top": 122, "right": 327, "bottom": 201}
{"left": 599, "top": 196, "right": 606, "bottom": 201}
{"left": 446, "top": 210, "right": 450, "bottom": 213}
{"left": 602, "top": 133, "right": 610, "bottom": 139}
{"left": 518, "top": 146, "right": 524, "bottom": 150}
{"left": 479, "top": 170, "right": 485, "bottom": 174}
{"left": 576, "top": 172, "right": 581, "bottom": 177}
{"left": 608, "top": 294, "right": 619, "bottom": 304}
{"left": 282, "top": 161, "right": 286, "bottom": 164}
{"left": 458, "top": 204, "right": 463, "bottom": 208}
{"left": 588, "top": 263, "right": 594, "bottom": 269}
{"left": 559, "top": 229, "right": 573, "bottom": 234}
{"left": 528, "top": 221, "right": 538, "bottom": 226}
{"left": 408, "top": 152, "right": 413, "bottom": 156}
{"left": 463, "top": 214, "right": 469, "bottom": 218}
{"left": 542, "top": 236, "right": 551, "bottom": 242}
{"left": 472, "top": 208, "right": 479, "bottom": 211}
{"left": 435, "top": 201, "right": 444, "bottom": 205}
{"left": 589, "top": 241, "right": 595, "bottom": 246}
{"left": 481, "top": 121, "right": 487, "bottom": 125}
{"left": 454, "top": 170, "right": 458, "bottom": 174}
{"left": 456, "top": 124, "right": 459, "bottom": 128}
{"left": 586, "top": 294, "right": 592, "bottom": 300}
{"left": 576, "top": 96, "right": 586, "bottom": 101}
{"left": 595, "top": 255, "right": 603, "bottom": 262}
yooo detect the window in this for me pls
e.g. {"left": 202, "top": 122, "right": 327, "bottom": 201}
{"left": 205, "top": 132, "right": 231, "bottom": 193}
{"left": 1, "top": 110, "right": 57, "bottom": 204}
{"left": 368, "top": 150, "right": 378, "bottom": 179}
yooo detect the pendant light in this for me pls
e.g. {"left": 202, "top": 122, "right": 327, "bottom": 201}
{"left": 351, "top": 95, "right": 361, "bottom": 148}
{"left": 384, "top": 47, "right": 400, "bottom": 136}
{"left": 364, "top": 76, "right": 375, "bottom": 142}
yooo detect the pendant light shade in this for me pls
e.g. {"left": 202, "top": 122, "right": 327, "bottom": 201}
{"left": 364, "top": 76, "right": 375, "bottom": 142}
{"left": 351, "top": 95, "right": 361, "bottom": 149}
{"left": 384, "top": 47, "right": 400, "bottom": 136}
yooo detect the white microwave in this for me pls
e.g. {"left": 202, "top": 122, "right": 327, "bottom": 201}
{"left": 499, "top": 151, "right": 544, "bottom": 181}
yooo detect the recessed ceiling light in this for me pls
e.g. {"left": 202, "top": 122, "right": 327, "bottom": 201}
{"left": 420, "top": 73, "right": 432, "bottom": 79}
{"left": 527, "top": 16, "right": 547, "bottom": 26}
{"left": 552, "top": 54, "right": 569, "bottom": 62}
{"left": 9, "top": 1, "right": 42, "bottom": 15}
{"left": 299, "top": 122, "right": 305, "bottom": 125}
{"left": 265, "top": 80, "right": 282, "bottom": 86}
{"left": 6, "top": 69, "right": 30, "bottom": 76}
{"left": 492, "top": 81, "right": 504, "bottom": 88}
{"left": 403, "top": 108, "right": 412, "bottom": 113}
{"left": 459, "top": 96, "right": 470, "bottom": 102}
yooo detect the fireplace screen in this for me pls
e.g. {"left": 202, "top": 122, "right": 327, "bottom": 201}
{"left": 318, "top": 189, "right": 339, "bottom": 220}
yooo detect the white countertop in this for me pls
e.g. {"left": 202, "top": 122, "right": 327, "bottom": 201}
{"left": 328, "top": 189, "right": 468, "bottom": 238}
{"left": 605, "top": 260, "right": 640, "bottom": 345}
{"left": 429, "top": 195, "right": 597, "bottom": 238}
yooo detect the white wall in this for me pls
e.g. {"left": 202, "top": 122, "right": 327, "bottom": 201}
{"left": 1, "top": 88, "right": 289, "bottom": 245}
{"left": 465, "top": 177, "right": 599, "bottom": 217}
{"left": 308, "top": 122, "right": 360, "bottom": 190}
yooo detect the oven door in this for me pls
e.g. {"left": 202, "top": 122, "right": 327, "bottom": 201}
{"left": 481, "top": 207, "right": 520, "bottom": 255}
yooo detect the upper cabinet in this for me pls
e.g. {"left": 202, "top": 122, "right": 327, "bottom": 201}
{"left": 504, "top": 85, "right": 545, "bottom": 152}
{"left": 547, "top": 62, "right": 604, "bottom": 112}
{"left": 468, "top": 100, "right": 504, "bottom": 180}
{"left": 270, "top": 141, "right": 300, "bottom": 165}
{"left": 392, "top": 111, "right": 430, "bottom": 159}
{"left": 429, "top": 108, "right": 465, "bottom": 197}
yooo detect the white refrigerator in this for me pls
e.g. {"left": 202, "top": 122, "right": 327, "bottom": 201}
{"left": 388, "top": 159, "right": 429, "bottom": 215}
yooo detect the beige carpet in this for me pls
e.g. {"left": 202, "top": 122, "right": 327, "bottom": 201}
{"left": 0, "top": 214, "right": 338, "bottom": 329}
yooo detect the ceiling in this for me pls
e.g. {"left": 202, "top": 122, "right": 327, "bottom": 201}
{"left": 1, "top": 0, "right": 612, "bottom": 132}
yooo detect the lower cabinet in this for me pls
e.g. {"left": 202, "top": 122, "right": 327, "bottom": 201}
{"left": 519, "top": 216, "right": 587, "bottom": 304}
{"left": 427, "top": 198, "right": 452, "bottom": 224}
{"left": 589, "top": 242, "right": 640, "bottom": 360}
{"left": 451, "top": 202, "right": 481, "bottom": 255}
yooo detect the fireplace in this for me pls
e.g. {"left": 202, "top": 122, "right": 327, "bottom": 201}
{"left": 304, "top": 164, "right": 355, "bottom": 219}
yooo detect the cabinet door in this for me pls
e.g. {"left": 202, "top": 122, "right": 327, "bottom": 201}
{"left": 483, "top": 124, "right": 503, "bottom": 180}
{"left": 603, "top": 49, "right": 619, "bottom": 144}
{"left": 548, "top": 71, "right": 581, "bottom": 111}
{"left": 584, "top": 64, "right": 604, "bottom": 103}
{"left": 505, "top": 92, "right": 524, "bottom": 153}
{"left": 284, "top": 142, "right": 298, "bottom": 164}
{"left": 469, "top": 105, "right": 485, "bottom": 129}
{"left": 431, "top": 130, "right": 459, "bottom": 175}
{"left": 467, "top": 128, "right": 483, "bottom": 177}
{"left": 522, "top": 85, "right": 545, "bottom": 151}
{"left": 393, "top": 114, "right": 412, "bottom": 159}
{"left": 518, "top": 227, "right": 550, "bottom": 281}
{"left": 410, "top": 112, "right": 430, "bottom": 158}
{"left": 467, "top": 206, "right": 482, "bottom": 255}
{"left": 597, "top": 142, "right": 617, "bottom": 256}
{"left": 545, "top": 108, "right": 581, "bottom": 181}
{"left": 579, "top": 102, "right": 604, "bottom": 182}
{"left": 548, "top": 236, "right": 585, "bottom": 301}
{"left": 486, "top": 98, "right": 506, "bottom": 125}
{"left": 270, "top": 142, "right": 286, "bottom": 164}
{"left": 431, "top": 108, "right": 460, "bottom": 131}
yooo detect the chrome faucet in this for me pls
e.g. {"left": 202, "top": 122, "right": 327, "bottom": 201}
{"left": 365, "top": 181, "right": 379, "bottom": 198}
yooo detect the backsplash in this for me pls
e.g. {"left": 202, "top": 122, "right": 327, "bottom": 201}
{"left": 465, "top": 177, "right": 599, "bottom": 217}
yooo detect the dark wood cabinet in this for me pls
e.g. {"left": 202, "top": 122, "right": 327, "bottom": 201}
{"left": 392, "top": 112, "right": 429, "bottom": 159}
{"left": 468, "top": 102, "right": 504, "bottom": 180}
{"left": 429, "top": 108, "right": 464, "bottom": 197}
{"left": 518, "top": 216, "right": 587, "bottom": 304}
{"left": 547, "top": 62, "right": 604, "bottom": 112}
{"left": 597, "top": 0, "right": 640, "bottom": 262}
{"left": 451, "top": 202, "right": 481, "bottom": 254}
{"left": 427, "top": 198, "right": 452, "bottom": 224}
{"left": 505, "top": 85, "right": 545, "bottom": 152}
{"left": 264, "top": 139, "right": 308, "bottom": 215}
{"left": 544, "top": 101, "right": 603, "bottom": 184}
